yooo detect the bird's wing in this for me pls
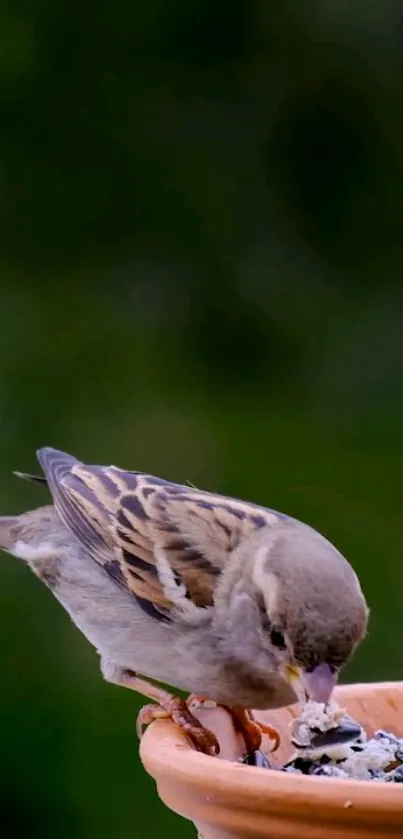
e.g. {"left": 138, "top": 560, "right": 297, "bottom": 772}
{"left": 36, "top": 448, "right": 282, "bottom": 622}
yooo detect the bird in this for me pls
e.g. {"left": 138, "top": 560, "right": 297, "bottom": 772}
{"left": 0, "top": 447, "right": 369, "bottom": 756}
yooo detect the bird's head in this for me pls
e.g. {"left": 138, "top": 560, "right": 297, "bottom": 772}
{"left": 248, "top": 520, "right": 369, "bottom": 705}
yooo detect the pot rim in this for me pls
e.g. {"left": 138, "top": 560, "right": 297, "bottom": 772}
{"left": 140, "top": 682, "right": 403, "bottom": 823}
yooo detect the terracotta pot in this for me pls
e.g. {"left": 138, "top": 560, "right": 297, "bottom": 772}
{"left": 140, "top": 682, "right": 403, "bottom": 839}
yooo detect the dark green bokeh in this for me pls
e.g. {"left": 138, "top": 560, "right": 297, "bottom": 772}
{"left": 2, "top": 3, "right": 403, "bottom": 837}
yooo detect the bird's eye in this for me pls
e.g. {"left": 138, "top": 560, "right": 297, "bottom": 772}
{"left": 270, "top": 628, "right": 286, "bottom": 649}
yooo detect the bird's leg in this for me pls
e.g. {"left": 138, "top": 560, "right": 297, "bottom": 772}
{"left": 101, "top": 663, "right": 219, "bottom": 756}
{"left": 187, "top": 695, "right": 280, "bottom": 754}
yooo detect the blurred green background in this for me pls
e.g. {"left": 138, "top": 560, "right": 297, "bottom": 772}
{"left": 1, "top": 1, "right": 403, "bottom": 836}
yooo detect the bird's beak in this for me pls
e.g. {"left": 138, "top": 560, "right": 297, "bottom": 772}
{"left": 303, "top": 663, "right": 337, "bottom": 704}
{"left": 284, "top": 662, "right": 337, "bottom": 705}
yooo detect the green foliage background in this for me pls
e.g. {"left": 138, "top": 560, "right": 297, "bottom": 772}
{"left": 1, "top": 2, "right": 403, "bottom": 837}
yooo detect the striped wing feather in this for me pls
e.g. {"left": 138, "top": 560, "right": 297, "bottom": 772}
{"left": 36, "top": 448, "right": 280, "bottom": 621}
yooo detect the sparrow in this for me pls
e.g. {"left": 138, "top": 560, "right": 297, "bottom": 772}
{"left": 0, "top": 447, "right": 369, "bottom": 756}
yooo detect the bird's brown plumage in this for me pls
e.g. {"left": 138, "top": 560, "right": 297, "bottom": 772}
{"left": 29, "top": 448, "right": 284, "bottom": 621}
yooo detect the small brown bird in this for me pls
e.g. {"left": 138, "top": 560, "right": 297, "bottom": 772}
{"left": 1, "top": 448, "right": 369, "bottom": 755}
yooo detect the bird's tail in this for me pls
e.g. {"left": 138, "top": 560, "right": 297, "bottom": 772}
{"left": 13, "top": 471, "right": 47, "bottom": 487}
{"left": 0, "top": 516, "right": 19, "bottom": 551}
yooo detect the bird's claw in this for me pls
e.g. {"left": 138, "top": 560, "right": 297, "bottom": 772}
{"left": 186, "top": 697, "right": 280, "bottom": 754}
{"left": 136, "top": 697, "right": 220, "bottom": 756}
{"left": 227, "top": 707, "right": 280, "bottom": 753}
